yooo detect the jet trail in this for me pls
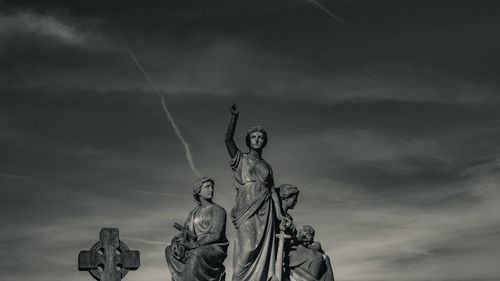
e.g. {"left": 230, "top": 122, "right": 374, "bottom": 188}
{"left": 307, "top": 0, "right": 347, "bottom": 25}
{"left": 125, "top": 47, "right": 202, "bottom": 178}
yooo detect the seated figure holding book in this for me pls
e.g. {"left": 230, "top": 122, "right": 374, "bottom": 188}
{"left": 165, "top": 177, "right": 229, "bottom": 281}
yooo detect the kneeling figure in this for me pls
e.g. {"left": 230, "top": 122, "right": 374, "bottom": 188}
{"left": 287, "top": 225, "right": 334, "bottom": 281}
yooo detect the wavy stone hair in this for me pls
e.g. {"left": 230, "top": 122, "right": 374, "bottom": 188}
{"left": 245, "top": 126, "right": 268, "bottom": 149}
{"left": 278, "top": 184, "right": 300, "bottom": 199}
{"left": 192, "top": 177, "right": 215, "bottom": 203}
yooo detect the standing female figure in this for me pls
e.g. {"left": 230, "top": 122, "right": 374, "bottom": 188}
{"left": 225, "top": 103, "right": 284, "bottom": 281}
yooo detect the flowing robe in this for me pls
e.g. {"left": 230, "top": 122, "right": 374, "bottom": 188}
{"left": 166, "top": 204, "right": 229, "bottom": 281}
{"left": 230, "top": 150, "right": 277, "bottom": 281}
{"left": 287, "top": 245, "right": 334, "bottom": 281}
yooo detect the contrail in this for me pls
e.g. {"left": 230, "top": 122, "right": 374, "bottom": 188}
{"left": 307, "top": 0, "right": 347, "bottom": 25}
{"left": 125, "top": 47, "right": 202, "bottom": 178}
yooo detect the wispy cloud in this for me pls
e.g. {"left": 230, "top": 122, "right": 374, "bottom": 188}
{"left": 0, "top": 11, "right": 86, "bottom": 43}
{"left": 121, "top": 236, "right": 168, "bottom": 245}
{"left": 1, "top": 2, "right": 499, "bottom": 281}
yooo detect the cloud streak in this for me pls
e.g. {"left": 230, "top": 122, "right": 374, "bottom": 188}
{"left": 121, "top": 236, "right": 168, "bottom": 245}
{"left": 1, "top": 2, "right": 500, "bottom": 281}
{"left": 125, "top": 47, "right": 202, "bottom": 178}
{"left": 306, "top": 0, "right": 347, "bottom": 24}
{"left": 0, "top": 11, "right": 86, "bottom": 43}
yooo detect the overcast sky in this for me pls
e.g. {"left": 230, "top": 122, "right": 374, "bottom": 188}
{"left": 1, "top": 1, "right": 500, "bottom": 281}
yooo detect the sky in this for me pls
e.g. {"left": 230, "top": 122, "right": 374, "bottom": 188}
{"left": 1, "top": 1, "right": 500, "bottom": 280}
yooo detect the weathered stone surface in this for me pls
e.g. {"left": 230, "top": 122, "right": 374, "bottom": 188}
{"left": 78, "top": 228, "right": 140, "bottom": 281}
{"left": 165, "top": 177, "right": 228, "bottom": 281}
{"left": 225, "top": 102, "right": 282, "bottom": 281}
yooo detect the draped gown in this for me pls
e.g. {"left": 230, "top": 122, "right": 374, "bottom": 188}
{"left": 287, "top": 246, "right": 334, "bottom": 281}
{"left": 230, "top": 150, "right": 277, "bottom": 281}
{"left": 166, "top": 204, "right": 229, "bottom": 281}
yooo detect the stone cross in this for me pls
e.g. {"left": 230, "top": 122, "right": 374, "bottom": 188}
{"left": 271, "top": 231, "right": 292, "bottom": 281}
{"left": 78, "top": 228, "right": 140, "bottom": 281}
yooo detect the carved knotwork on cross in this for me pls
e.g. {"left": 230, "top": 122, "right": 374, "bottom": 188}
{"left": 78, "top": 228, "right": 140, "bottom": 281}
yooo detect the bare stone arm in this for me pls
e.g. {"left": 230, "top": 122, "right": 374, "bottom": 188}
{"left": 268, "top": 173, "right": 284, "bottom": 221}
{"left": 225, "top": 102, "right": 239, "bottom": 159}
{"left": 272, "top": 188, "right": 283, "bottom": 222}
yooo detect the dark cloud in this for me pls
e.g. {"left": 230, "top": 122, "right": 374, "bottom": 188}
{"left": 3, "top": 1, "right": 500, "bottom": 104}
{"left": 2, "top": 1, "right": 500, "bottom": 281}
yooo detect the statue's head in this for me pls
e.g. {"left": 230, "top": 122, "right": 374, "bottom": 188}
{"left": 245, "top": 126, "right": 267, "bottom": 150}
{"left": 278, "top": 184, "right": 300, "bottom": 210}
{"left": 192, "top": 177, "right": 215, "bottom": 203}
{"left": 298, "top": 225, "right": 315, "bottom": 246}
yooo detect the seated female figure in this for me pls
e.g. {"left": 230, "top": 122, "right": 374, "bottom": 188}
{"left": 165, "top": 177, "right": 229, "bottom": 281}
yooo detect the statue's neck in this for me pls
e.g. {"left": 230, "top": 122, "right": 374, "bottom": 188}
{"left": 248, "top": 149, "right": 262, "bottom": 159}
{"left": 281, "top": 204, "right": 289, "bottom": 214}
{"left": 199, "top": 198, "right": 213, "bottom": 208}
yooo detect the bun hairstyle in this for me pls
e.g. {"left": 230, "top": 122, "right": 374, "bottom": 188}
{"left": 245, "top": 126, "right": 268, "bottom": 149}
{"left": 192, "top": 177, "right": 215, "bottom": 203}
{"left": 278, "top": 184, "right": 300, "bottom": 199}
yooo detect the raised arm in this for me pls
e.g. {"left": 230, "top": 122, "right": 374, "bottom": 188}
{"left": 225, "top": 102, "right": 239, "bottom": 158}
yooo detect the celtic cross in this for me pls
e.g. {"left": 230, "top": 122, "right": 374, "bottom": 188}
{"left": 78, "top": 228, "right": 140, "bottom": 281}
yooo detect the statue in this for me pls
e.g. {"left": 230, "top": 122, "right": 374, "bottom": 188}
{"left": 225, "top": 102, "right": 285, "bottom": 281}
{"left": 277, "top": 184, "right": 300, "bottom": 280}
{"left": 286, "top": 225, "right": 334, "bottom": 281}
{"left": 278, "top": 184, "right": 300, "bottom": 237}
{"left": 165, "top": 177, "right": 229, "bottom": 281}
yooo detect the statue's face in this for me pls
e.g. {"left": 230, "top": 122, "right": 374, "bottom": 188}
{"left": 199, "top": 181, "right": 214, "bottom": 200}
{"left": 303, "top": 232, "right": 314, "bottom": 245}
{"left": 249, "top": 131, "right": 266, "bottom": 150}
{"left": 287, "top": 195, "right": 298, "bottom": 209}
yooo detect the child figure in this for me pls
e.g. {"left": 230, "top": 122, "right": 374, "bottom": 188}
{"left": 285, "top": 225, "right": 334, "bottom": 281}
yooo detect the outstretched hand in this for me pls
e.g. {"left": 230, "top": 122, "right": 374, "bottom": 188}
{"left": 229, "top": 102, "right": 239, "bottom": 116}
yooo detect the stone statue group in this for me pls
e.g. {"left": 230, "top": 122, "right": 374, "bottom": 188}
{"left": 165, "top": 103, "right": 335, "bottom": 281}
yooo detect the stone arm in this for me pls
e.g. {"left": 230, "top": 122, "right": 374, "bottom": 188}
{"left": 225, "top": 103, "right": 239, "bottom": 159}
{"left": 194, "top": 207, "right": 227, "bottom": 248}
{"left": 269, "top": 173, "right": 284, "bottom": 222}
{"left": 272, "top": 188, "right": 284, "bottom": 222}
{"left": 288, "top": 219, "right": 298, "bottom": 238}
{"left": 287, "top": 220, "right": 301, "bottom": 246}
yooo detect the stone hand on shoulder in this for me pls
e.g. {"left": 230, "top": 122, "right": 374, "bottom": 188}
{"left": 283, "top": 216, "right": 293, "bottom": 228}
{"left": 279, "top": 216, "right": 293, "bottom": 231}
